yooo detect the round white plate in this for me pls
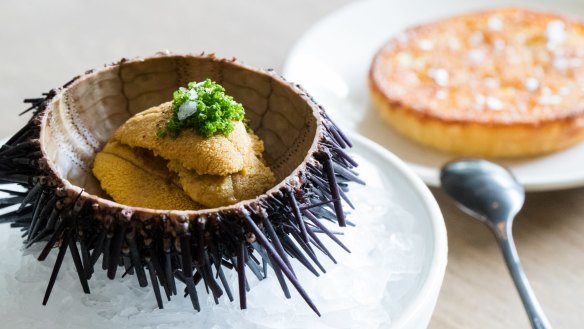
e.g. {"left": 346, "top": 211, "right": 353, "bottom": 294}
{"left": 283, "top": 0, "right": 584, "bottom": 192}
{"left": 0, "top": 134, "right": 446, "bottom": 329}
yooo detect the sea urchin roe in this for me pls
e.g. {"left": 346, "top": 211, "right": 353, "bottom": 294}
{"left": 92, "top": 141, "right": 201, "bottom": 210}
{"left": 157, "top": 79, "right": 245, "bottom": 138}
{"left": 93, "top": 81, "right": 276, "bottom": 209}
{"left": 114, "top": 104, "right": 252, "bottom": 176}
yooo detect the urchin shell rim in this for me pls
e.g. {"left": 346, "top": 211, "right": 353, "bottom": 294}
{"left": 39, "top": 52, "right": 329, "bottom": 223}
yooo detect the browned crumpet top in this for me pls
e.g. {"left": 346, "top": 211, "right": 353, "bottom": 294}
{"left": 370, "top": 7, "right": 584, "bottom": 124}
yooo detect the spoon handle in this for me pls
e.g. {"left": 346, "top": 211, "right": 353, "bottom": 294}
{"left": 496, "top": 227, "right": 552, "bottom": 329}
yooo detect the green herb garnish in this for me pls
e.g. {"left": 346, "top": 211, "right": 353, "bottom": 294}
{"left": 157, "top": 79, "right": 245, "bottom": 138}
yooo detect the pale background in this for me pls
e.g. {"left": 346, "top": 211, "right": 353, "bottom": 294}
{"left": 1, "top": 0, "right": 583, "bottom": 328}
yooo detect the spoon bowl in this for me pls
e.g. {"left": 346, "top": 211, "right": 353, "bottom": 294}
{"left": 441, "top": 159, "right": 525, "bottom": 226}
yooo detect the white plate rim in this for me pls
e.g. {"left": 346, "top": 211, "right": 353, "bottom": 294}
{"left": 283, "top": 0, "right": 584, "bottom": 193}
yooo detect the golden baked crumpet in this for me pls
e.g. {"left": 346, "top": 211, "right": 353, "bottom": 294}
{"left": 369, "top": 7, "right": 584, "bottom": 157}
{"left": 0, "top": 53, "right": 359, "bottom": 315}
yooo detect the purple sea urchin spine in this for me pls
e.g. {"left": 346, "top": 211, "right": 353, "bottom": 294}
{"left": 287, "top": 188, "right": 309, "bottom": 243}
{"left": 236, "top": 240, "right": 247, "bottom": 310}
{"left": 68, "top": 237, "right": 91, "bottom": 294}
{"left": 318, "top": 152, "right": 347, "bottom": 227}
{"left": 43, "top": 229, "right": 70, "bottom": 305}
{"left": 244, "top": 213, "right": 321, "bottom": 317}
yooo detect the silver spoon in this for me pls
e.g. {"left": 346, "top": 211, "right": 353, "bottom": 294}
{"left": 440, "top": 159, "right": 552, "bottom": 329}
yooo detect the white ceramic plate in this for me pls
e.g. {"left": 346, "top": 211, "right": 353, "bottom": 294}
{"left": 284, "top": 0, "right": 584, "bottom": 192}
{"left": 0, "top": 134, "right": 446, "bottom": 329}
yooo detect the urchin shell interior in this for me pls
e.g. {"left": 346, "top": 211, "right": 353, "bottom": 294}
{"left": 42, "top": 54, "right": 318, "bottom": 202}
{"left": 0, "top": 53, "right": 361, "bottom": 315}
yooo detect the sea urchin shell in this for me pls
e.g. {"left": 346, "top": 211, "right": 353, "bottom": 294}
{"left": 0, "top": 53, "right": 362, "bottom": 316}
